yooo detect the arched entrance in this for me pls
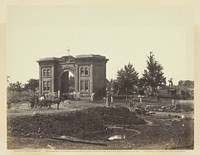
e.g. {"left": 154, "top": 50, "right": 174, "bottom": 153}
{"left": 60, "top": 71, "right": 74, "bottom": 94}
{"left": 58, "top": 67, "right": 77, "bottom": 98}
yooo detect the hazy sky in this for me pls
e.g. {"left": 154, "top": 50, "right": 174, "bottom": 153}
{"left": 7, "top": 5, "right": 194, "bottom": 85}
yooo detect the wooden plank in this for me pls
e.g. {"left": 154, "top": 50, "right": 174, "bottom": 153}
{"left": 51, "top": 136, "right": 107, "bottom": 146}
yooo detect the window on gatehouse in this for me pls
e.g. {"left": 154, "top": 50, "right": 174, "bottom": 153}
{"left": 80, "top": 67, "right": 84, "bottom": 75}
{"left": 85, "top": 67, "right": 89, "bottom": 75}
{"left": 80, "top": 80, "right": 85, "bottom": 91}
{"left": 43, "top": 69, "right": 47, "bottom": 76}
{"left": 42, "top": 68, "right": 51, "bottom": 77}
{"left": 85, "top": 80, "right": 89, "bottom": 91}
{"left": 43, "top": 81, "right": 47, "bottom": 91}
{"left": 43, "top": 81, "right": 51, "bottom": 91}
{"left": 80, "top": 80, "right": 89, "bottom": 92}
{"left": 80, "top": 66, "right": 90, "bottom": 76}
{"left": 47, "top": 81, "right": 50, "bottom": 91}
{"left": 47, "top": 69, "right": 50, "bottom": 76}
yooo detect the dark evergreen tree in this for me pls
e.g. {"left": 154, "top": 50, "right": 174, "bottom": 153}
{"left": 141, "top": 52, "right": 166, "bottom": 94}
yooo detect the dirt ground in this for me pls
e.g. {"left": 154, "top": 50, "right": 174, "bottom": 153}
{"left": 7, "top": 98, "right": 194, "bottom": 150}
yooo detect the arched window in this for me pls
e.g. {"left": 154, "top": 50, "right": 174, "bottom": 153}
{"left": 42, "top": 68, "right": 51, "bottom": 77}
{"left": 85, "top": 67, "right": 89, "bottom": 75}
{"left": 47, "top": 68, "right": 51, "bottom": 76}
{"left": 43, "top": 69, "right": 47, "bottom": 76}
{"left": 80, "top": 67, "right": 84, "bottom": 75}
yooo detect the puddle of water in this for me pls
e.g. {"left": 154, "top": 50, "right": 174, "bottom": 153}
{"left": 108, "top": 134, "right": 126, "bottom": 141}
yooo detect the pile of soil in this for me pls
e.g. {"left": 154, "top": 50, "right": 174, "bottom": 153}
{"left": 8, "top": 111, "right": 107, "bottom": 139}
{"left": 84, "top": 106, "right": 146, "bottom": 125}
{"left": 8, "top": 107, "right": 145, "bottom": 139}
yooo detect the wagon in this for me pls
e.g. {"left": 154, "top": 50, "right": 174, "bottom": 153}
{"left": 37, "top": 92, "right": 62, "bottom": 109}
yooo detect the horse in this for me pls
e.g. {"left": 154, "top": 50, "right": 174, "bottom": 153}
{"left": 37, "top": 96, "right": 62, "bottom": 109}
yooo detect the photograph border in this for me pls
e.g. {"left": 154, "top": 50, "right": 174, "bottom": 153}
{"left": 1, "top": 0, "right": 200, "bottom": 154}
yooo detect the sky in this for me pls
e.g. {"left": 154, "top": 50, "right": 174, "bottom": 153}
{"left": 7, "top": 5, "right": 194, "bottom": 85}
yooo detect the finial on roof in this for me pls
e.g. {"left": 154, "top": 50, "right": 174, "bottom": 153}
{"left": 66, "top": 48, "right": 70, "bottom": 55}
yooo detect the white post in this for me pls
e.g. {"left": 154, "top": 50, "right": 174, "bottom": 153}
{"left": 58, "top": 90, "right": 60, "bottom": 98}
{"left": 106, "top": 97, "right": 109, "bottom": 107}
{"left": 140, "top": 97, "right": 142, "bottom": 104}
{"left": 111, "top": 96, "right": 113, "bottom": 104}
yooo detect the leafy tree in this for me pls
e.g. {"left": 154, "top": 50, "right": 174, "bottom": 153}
{"left": 8, "top": 81, "right": 23, "bottom": 93}
{"left": 68, "top": 76, "right": 74, "bottom": 87}
{"left": 116, "top": 63, "right": 139, "bottom": 95}
{"left": 7, "top": 83, "right": 15, "bottom": 93}
{"left": 24, "top": 79, "right": 39, "bottom": 91}
{"left": 15, "top": 81, "right": 24, "bottom": 92}
{"left": 141, "top": 52, "right": 166, "bottom": 95}
{"left": 111, "top": 79, "right": 120, "bottom": 95}
{"left": 68, "top": 76, "right": 75, "bottom": 93}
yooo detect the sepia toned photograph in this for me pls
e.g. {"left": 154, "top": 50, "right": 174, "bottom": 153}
{"left": 5, "top": 2, "right": 196, "bottom": 151}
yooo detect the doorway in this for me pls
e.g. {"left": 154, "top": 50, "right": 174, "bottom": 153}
{"left": 60, "top": 71, "right": 75, "bottom": 99}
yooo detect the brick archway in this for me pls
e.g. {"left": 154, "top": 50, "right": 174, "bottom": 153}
{"left": 58, "top": 67, "right": 77, "bottom": 95}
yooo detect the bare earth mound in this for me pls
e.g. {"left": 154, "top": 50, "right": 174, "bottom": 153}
{"left": 84, "top": 106, "right": 146, "bottom": 125}
{"left": 8, "top": 107, "right": 145, "bottom": 139}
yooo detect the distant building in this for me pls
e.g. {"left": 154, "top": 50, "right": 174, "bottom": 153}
{"left": 157, "top": 80, "right": 194, "bottom": 99}
{"left": 177, "top": 80, "right": 194, "bottom": 99}
{"left": 37, "top": 54, "right": 108, "bottom": 98}
{"left": 176, "top": 85, "right": 194, "bottom": 99}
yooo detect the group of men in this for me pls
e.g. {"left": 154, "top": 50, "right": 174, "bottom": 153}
{"left": 30, "top": 93, "right": 63, "bottom": 109}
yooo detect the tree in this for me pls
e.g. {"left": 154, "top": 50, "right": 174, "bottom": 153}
{"left": 7, "top": 83, "right": 15, "bottom": 93}
{"left": 112, "top": 79, "right": 120, "bottom": 95}
{"left": 24, "top": 79, "right": 39, "bottom": 91}
{"left": 8, "top": 81, "right": 23, "bottom": 93}
{"left": 68, "top": 76, "right": 74, "bottom": 87}
{"left": 116, "top": 63, "right": 139, "bottom": 95}
{"left": 68, "top": 76, "right": 75, "bottom": 92}
{"left": 141, "top": 52, "right": 166, "bottom": 95}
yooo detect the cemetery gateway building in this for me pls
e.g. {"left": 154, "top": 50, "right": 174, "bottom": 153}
{"left": 37, "top": 54, "right": 108, "bottom": 98}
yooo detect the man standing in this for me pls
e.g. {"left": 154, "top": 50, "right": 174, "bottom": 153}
{"left": 91, "top": 93, "right": 95, "bottom": 102}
